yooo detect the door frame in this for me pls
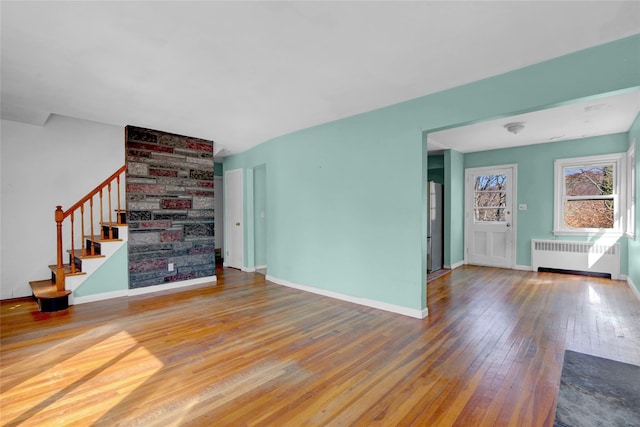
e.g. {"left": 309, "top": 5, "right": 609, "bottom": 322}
{"left": 224, "top": 168, "right": 243, "bottom": 269}
{"left": 464, "top": 164, "right": 518, "bottom": 269}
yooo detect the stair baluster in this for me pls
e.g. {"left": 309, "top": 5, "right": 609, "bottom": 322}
{"left": 99, "top": 189, "right": 104, "bottom": 238}
{"left": 81, "top": 204, "right": 86, "bottom": 257}
{"left": 89, "top": 198, "right": 95, "bottom": 256}
{"left": 108, "top": 182, "right": 113, "bottom": 239}
{"left": 70, "top": 211, "right": 76, "bottom": 274}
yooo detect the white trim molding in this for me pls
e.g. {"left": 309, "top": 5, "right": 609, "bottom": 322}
{"left": 553, "top": 152, "right": 626, "bottom": 236}
{"left": 73, "top": 275, "right": 218, "bottom": 304}
{"left": 266, "top": 275, "right": 428, "bottom": 319}
{"left": 128, "top": 275, "right": 217, "bottom": 296}
{"left": 444, "top": 260, "right": 465, "bottom": 270}
{"left": 514, "top": 264, "right": 533, "bottom": 271}
{"left": 73, "top": 290, "right": 129, "bottom": 305}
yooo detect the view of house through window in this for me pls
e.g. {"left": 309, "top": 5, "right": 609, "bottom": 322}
{"left": 474, "top": 174, "right": 507, "bottom": 222}
{"left": 563, "top": 164, "right": 614, "bottom": 229}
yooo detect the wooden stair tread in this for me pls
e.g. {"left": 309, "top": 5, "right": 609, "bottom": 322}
{"left": 29, "top": 280, "right": 72, "bottom": 299}
{"left": 48, "top": 264, "right": 86, "bottom": 276}
{"left": 67, "top": 249, "right": 105, "bottom": 259}
{"left": 101, "top": 221, "right": 128, "bottom": 227}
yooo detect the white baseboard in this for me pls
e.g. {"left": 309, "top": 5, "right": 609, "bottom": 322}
{"left": 242, "top": 265, "right": 267, "bottom": 272}
{"left": 73, "top": 275, "right": 217, "bottom": 304}
{"left": 128, "top": 275, "right": 217, "bottom": 296}
{"left": 627, "top": 276, "right": 640, "bottom": 303}
{"left": 443, "top": 260, "right": 464, "bottom": 270}
{"left": 514, "top": 264, "right": 533, "bottom": 271}
{"left": 73, "top": 290, "right": 128, "bottom": 305}
{"left": 266, "top": 275, "right": 428, "bottom": 319}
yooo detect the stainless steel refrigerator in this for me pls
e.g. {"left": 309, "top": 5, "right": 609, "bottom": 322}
{"left": 427, "top": 181, "right": 444, "bottom": 273}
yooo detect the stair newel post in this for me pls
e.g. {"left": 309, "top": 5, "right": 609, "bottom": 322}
{"left": 89, "top": 197, "right": 95, "bottom": 256}
{"left": 55, "top": 206, "right": 66, "bottom": 291}
{"left": 108, "top": 182, "right": 113, "bottom": 239}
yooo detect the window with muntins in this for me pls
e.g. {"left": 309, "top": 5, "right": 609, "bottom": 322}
{"left": 474, "top": 174, "right": 507, "bottom": 222}
{"left": 554, "top": 153, "right": 626, "bottom": 236}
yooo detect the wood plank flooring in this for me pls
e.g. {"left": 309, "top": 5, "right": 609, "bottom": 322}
{"left": 2, "top": 266, "right": 639, "bottom": 426}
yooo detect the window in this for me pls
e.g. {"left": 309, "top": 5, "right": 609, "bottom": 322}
{"left": 554, "top": 153, "right": 626, "bottom": 236}
{"left": 473, "top": 174, "right": 507, "bottom": 222}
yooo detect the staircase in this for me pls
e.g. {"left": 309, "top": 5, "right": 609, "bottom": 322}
{"left": 29, "top": 166, "right": 127, "bottom": 312}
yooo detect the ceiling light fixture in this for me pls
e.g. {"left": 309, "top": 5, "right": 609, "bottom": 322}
{"left": 504, "top": 122, "right": 525, "bottom": 135}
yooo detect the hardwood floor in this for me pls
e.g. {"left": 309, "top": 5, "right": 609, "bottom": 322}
{"left": 2, "top": 266, "right": 639, "bottom": 426}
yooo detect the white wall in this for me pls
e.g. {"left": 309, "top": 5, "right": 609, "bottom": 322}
{"left": 1, "top": 115, "right": 124, "bottom": 299}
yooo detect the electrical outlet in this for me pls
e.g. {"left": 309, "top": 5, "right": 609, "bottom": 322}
{"left": 519, "top": 204, "right": 527, "bottom": 211}
{"left": 168, "top": 263, "right": 175, "bottom": 271}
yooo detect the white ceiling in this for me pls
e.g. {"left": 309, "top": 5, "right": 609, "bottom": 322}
{"left": 2, "top": 1, "right": 639, "bottom": 158}
{"left": 428, "top": 89, "right": 640, "bottom": 153}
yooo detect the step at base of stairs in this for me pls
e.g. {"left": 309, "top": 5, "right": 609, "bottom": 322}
{"left": 29, "top": 280, "right": 72, "bottom": 312}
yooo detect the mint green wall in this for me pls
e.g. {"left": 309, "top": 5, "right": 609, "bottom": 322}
{"left": 428, "top": 154, "right": 445, "bottom": 184}
{"left": 629, "top": 114, "right": 640, "bottom": 293}
{"left": 464, "top": 134, "right": 630, "bottom": 271}
{"left": 74, "top": 245, "right": 128, "bottom": 297}
{"left": 224, "top": 35, "right": 640, "bottom": 312}
{"left": 214, "top": 162, "right": 223, "bottom": 176}
{"left": 244, "top": 168, "right": 255, "bottom": 268}
{"left": 254, "top": 164, "right": 267, "bottom": 266}
{"left": 444, "top": 150, "right": 465, "bottom": 267}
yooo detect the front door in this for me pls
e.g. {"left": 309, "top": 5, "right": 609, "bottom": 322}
{"left": 224, "top": 169, "right": 243, "bottom": 269}
{"left": 465, "top": 165, "right": 516, "bottom": 268}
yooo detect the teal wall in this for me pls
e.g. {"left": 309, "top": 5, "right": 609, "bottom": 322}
{"left": 428, "top": 154, "right": 445, "bottom": 184}
{"left": 224, "top": 35, "right": 640, "bottom": 312}
{"left": 444, "top": 149, "right": 465, "bottom": 267}
{"left": 464, "top": 134, "right": 630, "bottom": 271}
{"left": 74, "top": 245, "right": 128, "bottom": 297}
{"left": 214, "top": 162, "right": 223, "bottom": 176}
{"left": 629, "top": 114, "right": 640, "bottom": 293}
{"left": 254, "top": 164, "right": 267, "bottom": 267}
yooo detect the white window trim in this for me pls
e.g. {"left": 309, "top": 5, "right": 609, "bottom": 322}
{"left": 554, "top": 152, "right": 626, "bottom": 237}
{"left": 626, "top": 140, "right": 636, "bottom": 239}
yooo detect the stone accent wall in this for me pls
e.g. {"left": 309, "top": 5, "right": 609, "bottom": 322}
{"left": 126, "top": 126, "right": 215, "bottom": 289}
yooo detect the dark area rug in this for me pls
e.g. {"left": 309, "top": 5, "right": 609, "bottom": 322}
{"left": 554, "top": 350, "right": 640, "bottom": 427}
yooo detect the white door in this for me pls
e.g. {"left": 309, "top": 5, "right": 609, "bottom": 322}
{"left": 465, "top": 165, "right": 516, "bottom": 268}
{"left": 224, "top": 169, "right": 243, "bottom": 269}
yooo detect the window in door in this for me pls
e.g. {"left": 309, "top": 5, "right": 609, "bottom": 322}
{"left": 474, "top": 174, "right": 507, "bottom": 222}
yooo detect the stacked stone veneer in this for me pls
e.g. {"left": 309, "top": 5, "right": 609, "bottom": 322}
{"left": 126, "top": 126, "right": 215, "bottom": 288}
